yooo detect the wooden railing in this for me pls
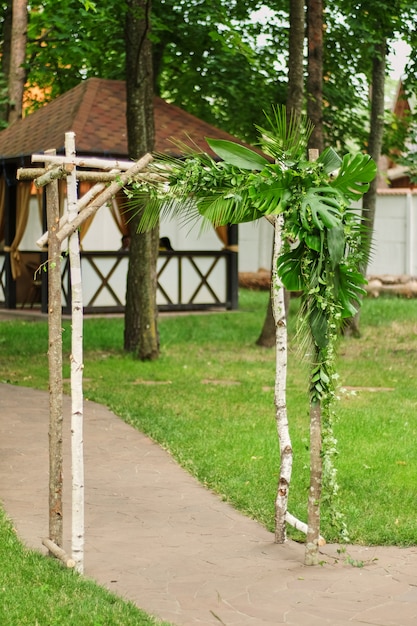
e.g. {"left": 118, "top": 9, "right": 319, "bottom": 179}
{"left": 0, "top": 249, "right": 238, "bottom": 313}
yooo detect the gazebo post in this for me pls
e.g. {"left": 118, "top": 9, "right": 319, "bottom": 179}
{"left": 227, "top": 224, "right": 239, "bottom": 310}
{"left": 4, "top": 164, "right": 17, "bottom": 309}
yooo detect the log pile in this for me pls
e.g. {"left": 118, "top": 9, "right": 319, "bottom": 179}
{"left": 239, "top": 271, "right": 417, "bottom": 298}
{"left": 366, "top": 274, "right": 417, "bottom": 298}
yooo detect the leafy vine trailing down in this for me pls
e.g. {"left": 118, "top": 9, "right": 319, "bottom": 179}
{"left": 130, "top": 107, "right": 376, "bottom": 539}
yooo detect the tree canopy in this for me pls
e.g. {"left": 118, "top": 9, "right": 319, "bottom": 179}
{"left": 1, "top": 1, "right": 416, "bottom": 152}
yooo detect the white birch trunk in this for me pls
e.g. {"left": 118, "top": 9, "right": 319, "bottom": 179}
{"left": 272, "top": 215, "right": 293, "bottom": 543}
{"left": 305, "top": 399, "right": 322, "bottom": 565}
{"left": 46, "top": 150, "right": 63, "bottom": 550}
{"left": 66, "top": 132, "right": 85, "bottom": 574}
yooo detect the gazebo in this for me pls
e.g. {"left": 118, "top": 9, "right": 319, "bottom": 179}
{"left": 0, "top": 78, "right": 242, "bottom": 313}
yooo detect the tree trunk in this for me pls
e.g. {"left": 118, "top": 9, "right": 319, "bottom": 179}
{"left": 256, "top": 289, "right": 275, "bottom": 348}
{"left": 345, "top": 40, "right": 386, "bottom": 337}
{"left": 46, "top": 150, "right": 63, "bottom": 551}
{"left": 124, "top": 0, "right": 159, "bottom": 359}
{"left": 124, "top": 210, "right": 160, "bottom": 359}
{"left": 287, "top": 0, "right": 305, "bottom": 115}
{"left": 272, "top": 216, "right": 293, "bottom": 543}
{"left": 305, "top": 397, "right": 322, "bottom": 565}
{"left": 362, "top": 40, "right": 386, "bottom": 265}
{"left": 0, "top": 1, "right": 12, "bottom": 126}
{"left": 7, "top": 0, "right": 28, "bottom": 125}
{"left": 306, "top": 0, "right": 324, "bottom": 153}
{"left": 256, "top": 0, "right": 304, "bottom": 348}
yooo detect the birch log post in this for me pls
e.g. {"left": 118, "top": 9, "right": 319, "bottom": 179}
{"left": 272, "top": 214, "right": 293, "bottom": 543}
{"left": 42, "top": 538, "right": 76, "bottom": 569}
{"left": 65, "top": 132, "right": 85, "bottom": 574}
{"left": 305, "top": 398, "right": 322, "bottom": 565}
{"left": 45, "top": 150, "right": 64, "bottom": 550}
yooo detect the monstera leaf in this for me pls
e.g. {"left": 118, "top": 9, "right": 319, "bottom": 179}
{"left": 331, "top": 153, "right": 377, "bottom": 200}
{"left": 206, "top": 138, "right": 269, "bottom": 171}
{"left": 335, "top": 264, "right": 368, "bottom": 318}
{"left": 277, "top": 243, "right": 306, "bottom": 292}
{"left": 300, "top": 186, "right": 343, "bottom": 231}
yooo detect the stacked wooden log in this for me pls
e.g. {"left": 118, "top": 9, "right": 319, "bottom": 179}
{"left": 366, "top": 274, "right": 417, "bottom": 298}
{"left": 239, "top": 271, "right": 417, "bottom": 298}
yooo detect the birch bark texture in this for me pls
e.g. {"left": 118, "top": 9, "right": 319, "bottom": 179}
{"left": 305, "top": 399, "right": 322, "bottom": 565}
{"left": 18, "top": 144, "right": 156, "bottom": 570}
{"left": 272, "top": 215, "right": 293, "bottom": 543}
{"left": 46, "top": 149, "right": 64, "bottom": 550}
{"left": 65, "top": 131, "right": 85, "bottom": 574}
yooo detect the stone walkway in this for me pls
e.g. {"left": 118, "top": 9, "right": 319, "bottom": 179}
{"left": 1, "top": 383, "right": 416, "bottom": 625}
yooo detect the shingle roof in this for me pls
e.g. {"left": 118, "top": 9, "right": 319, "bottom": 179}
{"left": 0, "top": 77, "right": 251, "bottom": 162}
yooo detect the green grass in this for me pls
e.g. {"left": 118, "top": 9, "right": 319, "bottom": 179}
{"left": 1, "top": 290, "right": 417, "bottom": 551}
{"left": 0, "top": 509, "right": 169, "bottom": 626}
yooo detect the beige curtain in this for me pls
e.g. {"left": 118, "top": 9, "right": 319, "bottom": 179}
{"left": 215, "top": 225, "right": 238, "bottom": 252}
{"left": 215, "top": 225, "right": 228, "bottom": 246}
{"left": 112, "top": 190, "right": 131, "bottom": 237}
{"left": 3, "top": 181, "right": 32, "bottom": 279}
{"left": 78, "top": 181, "right": 96, "bottom": 245}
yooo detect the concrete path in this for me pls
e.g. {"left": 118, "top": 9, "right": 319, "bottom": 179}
{"left": 1, "top": 383, "right": 416, "bottom": 625}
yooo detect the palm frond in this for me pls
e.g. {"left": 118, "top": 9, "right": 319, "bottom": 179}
{"left": 256, "top": 105, "right": 314, "bottom": 162}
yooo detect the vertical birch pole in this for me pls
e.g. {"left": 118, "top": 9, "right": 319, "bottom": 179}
{"left": 305, "top": 148, "right": 322, "bottom": 566}
{"left": 65, "top": 132, "right": 85, "bottom": 573}
{"left": 272, "top": 214, "right": 293, "bottom": 543}
{"left": 46, "top": 149, "right": 64, "bottom": 549}
{"left": 305, "top": 396, "right": 322, "bottom": 565}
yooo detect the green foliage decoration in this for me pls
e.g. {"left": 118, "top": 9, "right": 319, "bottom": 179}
{"left": 132, "top": 106, "right": 376, "bottom": 538}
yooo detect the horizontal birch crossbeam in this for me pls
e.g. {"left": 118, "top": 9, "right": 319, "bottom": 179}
{"left": 42, "top": 537, "right": 76, "bottom": 568}
{"left": 285, "top": 512, "right": 326, "bottom": 546}
{"left": 31, "top": 153, "right": 153, "bottom": 247}
{"left": 55, "top": 153, "right": 153, "bottom": 243}
{"left": 36, "top": 181, "right": 107, "bottom": 248}
{"left": 18, "top": 168, "right": 125, "bottom": 183}
{"left": 31, "top": 154, "right": 138, "bottom": 171}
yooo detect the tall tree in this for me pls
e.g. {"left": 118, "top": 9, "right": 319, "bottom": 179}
{"left": 124, "top": 0, "right": 159, "bottom": 359}
{"left": 256, "top": 0, "right": 305, "bottom": 349}
{"left": 0, "top": 1, "right": 12, "bottom": 127}
{"left": 306, "top": 0, "right": 323, "bottom": 152}
{"left": 5, "top": 0, "right": 27, "bottom": 125}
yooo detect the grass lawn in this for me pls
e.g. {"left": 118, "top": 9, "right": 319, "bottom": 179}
{"left": 1, "top": 289, "right": 416, "bottom": 548}
{"left": 0, "top": 508, "right": 170, "bottom": 625}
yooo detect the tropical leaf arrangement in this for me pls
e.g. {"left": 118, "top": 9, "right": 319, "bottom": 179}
{"left": 128, "top": 106, "right": 376, "bottom": 543}
{"left": 132, "top": 106, "right": 376, "bottom": 402}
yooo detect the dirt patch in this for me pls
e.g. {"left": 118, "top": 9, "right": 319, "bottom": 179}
{"left": 201, "top": 379, "right": 241, "bottom": 386}
{"left": 341, "top": 386, "right": 394, "bottom": 393}
{"left": 132, "top": 379, "right": 172, "bottom": 385}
